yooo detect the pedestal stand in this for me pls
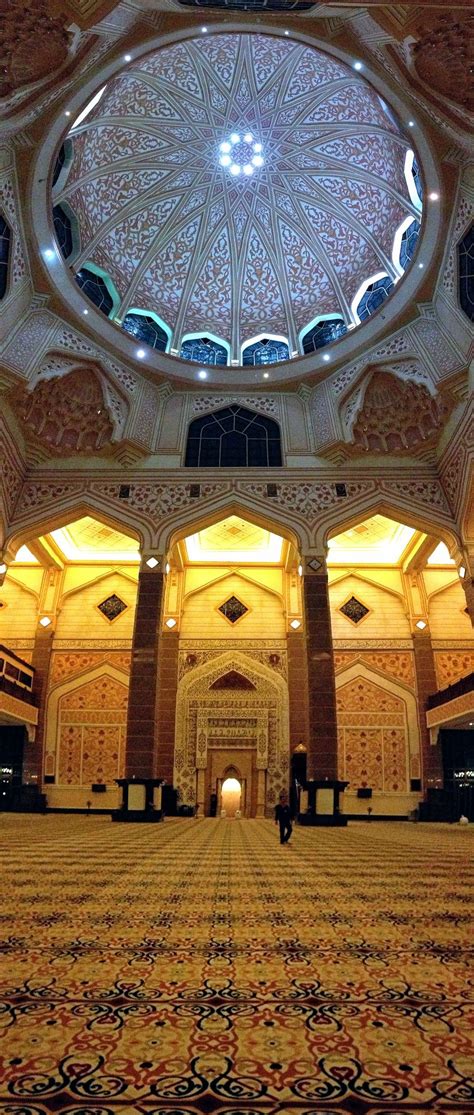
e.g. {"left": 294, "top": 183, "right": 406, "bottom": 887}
{"left": 298, "top": 779, "right": 349, "bottom": 826}
{"left": 112, "top": 778, "right": 164, "bottom": 822}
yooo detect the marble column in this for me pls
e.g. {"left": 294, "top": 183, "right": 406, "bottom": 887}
{"left": 154, "top": 629, "right": 179, "bottom": 783}
{"left": 287, "top": 629, "right": 310, "bottom": 753}
{"left": 302, "top": 555, "right": 338, "bottom": 780}
{"left": 412, "top": 630, "right": 444, "bottom": 789}
{"left": 26, "top": 623, "right": 54, "bottom": 785}
{"left": 125, "top": 557, "right": 163, "bottom": 779}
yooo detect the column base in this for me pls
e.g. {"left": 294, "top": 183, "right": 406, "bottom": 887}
{"left": 298, "top": 812, "right": 347, "bottom": 827}
{"left": 112, "top": 808, "right": 163, "bottom": 823}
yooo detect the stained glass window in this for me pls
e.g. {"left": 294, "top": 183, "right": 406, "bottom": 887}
{"left": 123, "top": 313, "right": 169, "bottom": 352}
{"left": 75, "top": 267, "right": 114, "bottom": 316}
{"left": 356, "top": 276, "right": 394, "bottom": 322}
{"left": 180, "top": 337, "right": 228, "bottom": 366}
{"left": 97, "top": 594, "right": 128, "bottom": 621}
{"left": 301, "top": 318, "right": 347, "bottom": 355}
{"left": 411, "top": 155, "right": 423, "bottom": 204}
{"left": 339, "top": 596, "right": 369, "bottom": 624}
{"left": 242, "top": 338, "right": 289, "bottom": 365}
{"left": 458, "top": 223, "right": 474, "bottom": 323}
{"left": 185, "top": 404, "right": 282, "bottom": 467}
{"left": 53, "top": 205, "right": 73, "bottom": 260}
{"left": 218, "top": 596, "right": 248, "bottom": 623}
{"left": 400, "top": 220, "right": 420, "bottom": 270}
{"left": 0, "top": 215, "right": 11, "bottom": 300}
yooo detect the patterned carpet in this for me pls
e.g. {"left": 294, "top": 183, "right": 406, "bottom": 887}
{"left": 0, "top": 816, "right": 473, "bottom": 1115}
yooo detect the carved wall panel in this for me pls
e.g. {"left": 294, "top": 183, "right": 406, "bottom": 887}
{"left": 11, "top": 368, "right": 116, "bottom": 455}
{"left": 45, "top": 667, "right": 128, "bottom": 785}
{"left": 336, "top": 669, "right": 417, "bottom": 792}
{"left": 434, "top": 651, "right": 474, "bottom": 690}
{"left": 1, "top": 1, "right": 70, "bottom": 97}
{"left": 350, "top": 371, "right": 451, "bottom": 454}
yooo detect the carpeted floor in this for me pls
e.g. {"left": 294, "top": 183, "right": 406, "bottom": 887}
{"left": 0, "top": 815, "right": 473, "bottom": 1114}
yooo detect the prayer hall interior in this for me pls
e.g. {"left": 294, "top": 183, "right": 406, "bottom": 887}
{"left": 0, "top": 0, "right": 472, "bottom": 1110}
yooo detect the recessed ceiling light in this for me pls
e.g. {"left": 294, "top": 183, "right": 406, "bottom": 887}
{"left": 284, "top": 30, "right": 289, "bottom": 35}
{"left": 136, "top": 348, "right": 146, "bottom": 359}
{"left": 253, "top": 142, "right": 262, "bottom": 153}
{"left": 220, "top": 141, "right": 231, "bottom": 153}
{"left": 230, "top": 133, "right": 240, "bottom": 144}
{"left": 243, "top": 164, "right": 254, "bottom": 176}
{"left": 323, "top": 353, "right": 330, "bottom": 362}
{"left": 418, "top": 263, "right": 424, "bottom": 269}
{"left": 244, "top": 132, "right": 253, "bottom": 143}
{"left": 263, "top": 372, "right": 269, "bottom": 378}
{"left": 201, "top": 26, "right": 207, "bottom": 32}
{"left": 230, "top": 164, "right": 241, "bottom": 176}
{"left": 220, "top": 155, "right": 231, "bottom": 167}
{"left": 353, "top": 62, "right": 363, "bottom": 71}
{"left": 124, "top": 54, "right": 132, "bottom": 61}
{"left": 252, "top": 155, "right": 264, "bottom": 167}
{"left": 65, "top": 111, "right": 71, "bottom": 117}
{"left": 408, "top": 120, "right": 415, "bottom": 127}
{"left": 198, "top": 369, "right": 208, "bottom": 379}
{"left": 429, "top": 192, "right": 439, "bottom": 201}
{"left": 43, "top": 248, "right": 55, "bottom": 261}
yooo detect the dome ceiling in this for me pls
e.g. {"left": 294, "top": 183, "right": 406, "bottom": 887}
{"left": 58, "top": 33, "right": 420, "bottom": 358}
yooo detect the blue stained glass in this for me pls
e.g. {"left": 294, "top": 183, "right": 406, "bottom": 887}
{"left": 0, "top": 215, "right": 11, "bottom": 300}
{"left": 458, "top": 223, "right": 474, "bottom": 323}
{"left": 356, "top": 276, "right": 394, "bottom": 322}
{"left": 301, "top": 318, "right": 347, "bottom": 355}
{"left": 123, "top": 313, "right": 168, "bottom": 352}
{"left": 75, "top": 268, "right": 113, "bottom": 316}
{"left": 400, "top": 220, "right": 420, "bottom": 270}
{"left": 53, "top": 205, "right": 73, "bottom": 260}
{"left": 242, "top": 338, "right": 289, "bottom": 366}
{"left": 412, "top": 155, "right": 423, "bottom": 204}
{"left": 180, "top": 337, "right": 228, "bottom": 366}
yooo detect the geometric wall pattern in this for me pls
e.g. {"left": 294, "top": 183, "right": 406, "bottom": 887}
{"left": 54, "top": 674, "right": 127, "bottom": 786}
{"left": 336, "top": 674, "right": 409, "bottom": 792}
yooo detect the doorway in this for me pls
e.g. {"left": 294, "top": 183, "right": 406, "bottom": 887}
{"left": 221, "top": 776, "right": 242, "bottom": 817}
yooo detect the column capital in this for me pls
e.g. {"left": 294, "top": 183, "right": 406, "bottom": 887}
{"left": 301, "top": 553, "right": 328, "bottom": 576}
{"left": 140, "top": 553, "right": 165, "bottom": 572}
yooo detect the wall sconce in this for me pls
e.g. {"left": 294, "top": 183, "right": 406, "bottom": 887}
{"left": 165, "top": 617, "right": 177, "bottom": 628}
{"left": 290, "top": 618, "right": 301, "bottom": 629}
{"left": 146, "top": 556, "right": 159, "bottom": 569}
{"left": 165, "top": 562, "right": 171, "bottom": 575}
{"left": 459, "top": 566, "right": 466, "bottom": 578}
{"left": 39, "top": 616, "right": 52, "bottom": 627}
{"left": 0, "top": 563, "right": 7, "bottom": 575}
{"left": 415, "top": 619, "right": 427, "bottom": 630}
{"left": 298, "top": 564, "right": 303, "bottom": 576}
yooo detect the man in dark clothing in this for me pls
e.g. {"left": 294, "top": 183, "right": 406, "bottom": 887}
{"left": 275, "top": 792, "right": 293, "bottom": 844}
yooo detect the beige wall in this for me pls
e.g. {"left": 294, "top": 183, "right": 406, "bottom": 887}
{"left": 180, "top": 569, "right": 285, "bottom": 640}
{"left": 329, "top": 572, "right": 410, "bottom": 639}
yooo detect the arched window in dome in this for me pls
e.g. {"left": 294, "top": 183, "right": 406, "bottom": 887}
{"left": 300, "top": 316, "right": 347, "bottom": 355}
{"left": 354, "top": 275, "right": 394, "bottom": 323}
{"left": 185, "top": 405, "right": 282, "bottom": 468}
{"left": 75, "top": 264, "right": 119, "bottom": 318}
{"left": 458, "top": 223, "right": 474, "bottom": 323}
{"left": 241, "top": 336, "right": 289, "bottom": 366}
{"left": 0, "top": 215, "right": 11, "bottom": 301}
{"left": 52, "top": 139, "right": 73, "bottom": 191}
{"left": 180, "top": 335, "right": 229, "bottom": 366}
{"left": 404, "top": 150, "right": 423, "bottom": 211}
{"left": 53, "top": 203, "right": 78, "bottom": 262}
{"left": 393, "top": 216, "right": 420, "bottom": 273}
{"left": 122, "top": 310, "right": 170, "bottom": 352}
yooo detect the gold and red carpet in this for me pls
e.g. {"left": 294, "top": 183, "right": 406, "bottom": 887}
{"left": 0, "top": 816, "right": 473, "bottom": 1113}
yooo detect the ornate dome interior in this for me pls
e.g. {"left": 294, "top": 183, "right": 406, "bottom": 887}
{"left": 53, "top": 32, "right": 422, "bottom": 367}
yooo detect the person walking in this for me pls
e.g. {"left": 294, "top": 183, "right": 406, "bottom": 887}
{"left": 275, "top": 791, "right": 293, "bottom": 845}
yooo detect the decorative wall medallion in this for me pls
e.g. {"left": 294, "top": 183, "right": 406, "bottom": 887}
{"left": 218, "top": 596, "right": 249, "bottom": 624}
{"left": 339, "top": 596, "right": 370, "bottom": 624}
{"left": 97, "top": 594, "right": 128, "bottom": 622}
